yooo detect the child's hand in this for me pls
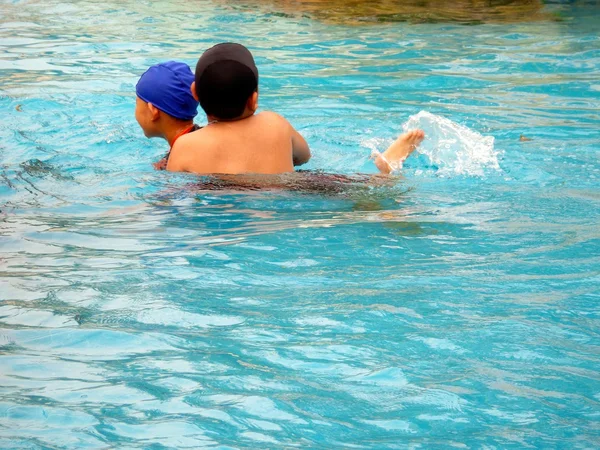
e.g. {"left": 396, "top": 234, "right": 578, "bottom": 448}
{"left": 153, "top": 156, "right": 168, "bottom": 170}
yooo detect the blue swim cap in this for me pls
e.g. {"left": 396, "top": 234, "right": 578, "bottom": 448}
{"left": 136, "top": 61, "right": 198, "bottom": 120}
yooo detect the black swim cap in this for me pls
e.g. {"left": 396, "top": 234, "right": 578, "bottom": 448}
{"left": 195, "top": 43, "right": 259, "bottom": 120}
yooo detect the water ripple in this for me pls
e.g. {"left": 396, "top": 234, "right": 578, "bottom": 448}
{"left": 1, "top": 0, "right": 599, "bottom": 448}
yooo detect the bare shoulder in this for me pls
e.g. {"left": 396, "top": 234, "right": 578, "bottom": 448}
{"left": 255, "top": 111, "right": 291, "bottom": 127}
{"left": 256, "top": 111, "right": 285, "bottom": 120}
{"left": 253, "top": 112, "right": 295, "bottom": 140}
{"left": 177, "top": 126, "right": 210, "bottom": 147}
{"left": 166, "top": 129, "right": 212, "bottom": 172}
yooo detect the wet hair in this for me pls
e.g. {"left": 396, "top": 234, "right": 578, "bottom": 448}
{"left": 194, "top": 43, "right": 259, "bottom": 120}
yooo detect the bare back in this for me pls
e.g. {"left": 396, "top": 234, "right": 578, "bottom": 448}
{"left": 166, "top": 111, "right": 309, "bottom": 175}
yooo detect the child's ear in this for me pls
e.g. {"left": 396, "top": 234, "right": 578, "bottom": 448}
{"left": 147, "top": 103, "right": 160, "bottom": 121}
{"left": 190, "top": 82, "right": 199, "bottom": 101}
{"left": 248, "top": 91, "right": 258, "bottom": 112}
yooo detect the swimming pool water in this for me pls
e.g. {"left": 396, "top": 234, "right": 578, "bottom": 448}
{"left": 1, "top": 0, "right": 599, "bottom": 448}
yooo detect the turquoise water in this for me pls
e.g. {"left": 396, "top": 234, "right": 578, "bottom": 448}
{"left": 1, "top": 0, "right": 600, "bottom": 448}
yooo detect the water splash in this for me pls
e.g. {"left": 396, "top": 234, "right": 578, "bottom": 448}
{"left": 403, "top": 111, "right": 499, "bottom": 176}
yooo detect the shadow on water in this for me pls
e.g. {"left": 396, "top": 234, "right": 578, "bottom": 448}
{"left": 223, "top": 0, "right": 564, "bottom": 24}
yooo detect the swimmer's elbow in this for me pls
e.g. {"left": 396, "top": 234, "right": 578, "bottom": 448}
{"left": 293, "top": 147, "right": 311, "bottom": 166}
{"left": 291, "top": 131, "right": 311, "bottom": 166}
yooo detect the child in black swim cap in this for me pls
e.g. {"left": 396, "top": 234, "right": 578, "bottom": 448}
{"left": 166, "top": 42, "right": 313, "bottom": 175}
{"left": 194, "top": 43, "right": 260, "bottom": 121}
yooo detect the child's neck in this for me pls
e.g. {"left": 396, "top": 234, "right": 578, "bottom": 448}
{"left": 207, "top": 108, "right": 255, "bottom": 124}
{"left": 164, "top": 122, "right": 194, "bottom": 147}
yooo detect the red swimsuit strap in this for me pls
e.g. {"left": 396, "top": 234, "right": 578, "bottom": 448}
{"left": 170, "top": 125, "right": 196, "bottom": 149}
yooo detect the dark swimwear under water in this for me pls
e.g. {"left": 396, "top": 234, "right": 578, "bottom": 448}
{"left": 191, "top": 171, "right": 398, "bottom": 195}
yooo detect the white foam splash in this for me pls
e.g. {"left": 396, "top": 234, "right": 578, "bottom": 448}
{"left": 402, "top": 111, "right": 499, "bottom": 176}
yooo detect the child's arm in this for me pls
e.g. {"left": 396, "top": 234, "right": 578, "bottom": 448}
{"left": 291, "top": 127, "right": 311, "bottom": 166}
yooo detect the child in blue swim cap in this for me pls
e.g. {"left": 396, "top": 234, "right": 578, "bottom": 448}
{"left": 135, "top": 61, "right": 201, "bottom": 169}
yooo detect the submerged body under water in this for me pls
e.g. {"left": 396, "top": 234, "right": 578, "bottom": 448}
{"left": 191, "top": 171, "right": 383, "bottom": 193}
{"left": 1, "top": 0, "right": 599, "bottom": 448}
